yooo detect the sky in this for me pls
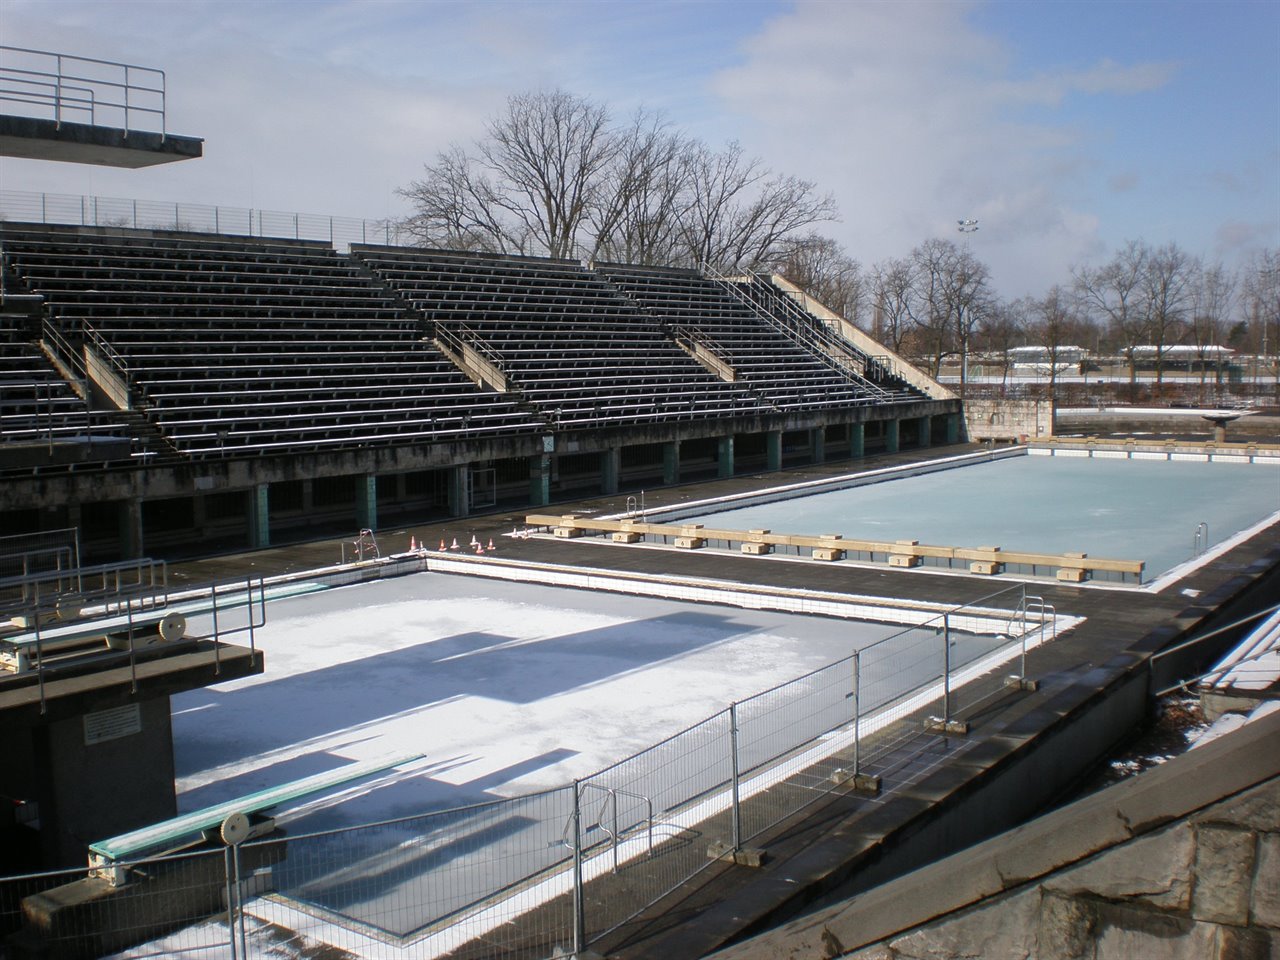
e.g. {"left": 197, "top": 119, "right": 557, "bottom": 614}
{"left": 1, "top": 0, "right": 1277, "bottom": 299}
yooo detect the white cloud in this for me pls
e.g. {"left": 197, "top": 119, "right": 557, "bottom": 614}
{"left": 708, "top": 0, "right": 1178, "bottom": 296}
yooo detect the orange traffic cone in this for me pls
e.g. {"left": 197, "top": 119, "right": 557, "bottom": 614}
{"left": 410, "top": 536, "right": 417, "bottom": 551}
{"left": 470, "top": 534, "right": 479, "bottom": 547}
{"left": 488, "top": 538, "right": 495, "bottom": 551}
{"left": 450, "top": 537, "right": 459, "bottom": 550}
{"left": 439, "top": 538, "right": 446, "bottom": 551}
{"left": 476, "top": 542, "right": 485, "bottom": 555}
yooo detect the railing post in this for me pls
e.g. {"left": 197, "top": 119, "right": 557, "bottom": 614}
{"left": 211, "top": 584, "right": 222, "bottom": 676}
{"left": 572, "top": 780, "right": 586, "bottom": 956}
{"left": 729, "top": 702, "right": 742, "bottom": 852}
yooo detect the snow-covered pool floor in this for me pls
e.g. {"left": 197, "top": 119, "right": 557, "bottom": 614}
{"left": 174, "top": 571, "right": 916, "bottom": 833}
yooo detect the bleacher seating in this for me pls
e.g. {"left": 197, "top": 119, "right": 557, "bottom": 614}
{"left": 0, "top": 336, "right": 90, "bottom": 446}
{"left": 1, "top": 223, "right": 932, "bottom": 465}
{"left": 0, "top": 224, "right": 542, "bottom": 456}
{"left": 595, "top": 263, "right": 924, "bottom": 411}
{"left": 351, "top": 246, "right": 767, "bottom": 427}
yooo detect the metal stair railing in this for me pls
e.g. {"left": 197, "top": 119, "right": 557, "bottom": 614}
{"left": 738, "top": 272, "right": 903, "bottom": 399}
{"left": 433, "top": 320, "right": 509, "bottom": 376}
{"left": 699, "top": 263, "right": 897, "bottom": 402}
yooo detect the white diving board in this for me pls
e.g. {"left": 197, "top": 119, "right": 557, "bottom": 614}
{"left": 89, "top": 753, "right": 426, "bottom": 878}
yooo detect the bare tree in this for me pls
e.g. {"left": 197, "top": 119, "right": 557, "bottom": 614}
{"left": 589, "top": 111, "right": 689, "bottom": 264}
{"left": 769, "top": 234, "right": 866, "bottom": 325}
{"left": 400, "top": 90, "right": 616, "bottom": 259}
{"left": 869, "top": 257, "right": 917, "bottom": 353}
{"left": 1190, "top": 261, "right": 1236, "bottom": 386}
{"left": 977, "top": 296, "right": 1024, "bottom": 392}
{"left": 401, "top": 93, "right": 836, "bottom": 268}
{"left": 907, "top": 238, "right": 991, "bottom": 394}
{"left": 904, "top": 239, "right": 956, "bottom": 377}
{"left": 1026, "top": 285, "right": 1086, "bottom": 398}
{"left": 1141, "top": 242, "right": 1197, "bottom": 386}
{"left": 1242, "top": 248, "right": 1280, "bottom": 368}
{"left": 397, "top": 145, "right": 511, "bottom": 252}
{"left": 1074, "top": 240, "right": 1150, "bottom": 391}
{"left": 675, "top": 140, "right": 837, "bottom": 269}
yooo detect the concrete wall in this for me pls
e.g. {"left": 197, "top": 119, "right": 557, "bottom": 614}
{"left": 1, "top": 400, "right": 960, "bottom": 512}
{"left": 32, "top": 696, "right": 177, "bottom": 868}
{"left": 964, "top": 398, "right": 1053, "bottom": 441}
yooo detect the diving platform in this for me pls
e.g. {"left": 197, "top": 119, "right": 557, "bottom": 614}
{"left": 0, "top": 46, "right": 203, "bottom": 168}
{"left": 0, "top": 115, "right": 202, "bottom": 167}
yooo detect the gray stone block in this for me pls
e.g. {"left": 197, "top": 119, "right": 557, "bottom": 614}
{"left": 1252, "top": 832, "right": 1280, "bottom": 929}
{"left": 1198, "top": 781, "right": 1280, "bottom": 833}
{"left": 1092, "top": 910, "right": 1216, "bottom": 960}
{"left": 1036, "top": 890, "right": 1096, "bottom": 960}
{"left": 993, "top": 801, "right": 1131, "bottom": 889}
{"left": 1046, "top": 823, "right": 1194, "bottom": 910}
{"left": 886, "top": 887, "right": 1039, "bottom": 959}
{"left": 1192, "top": 824, "right": 1256, "bottom": 925}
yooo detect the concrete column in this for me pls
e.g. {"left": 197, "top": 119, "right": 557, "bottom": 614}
{"left": 355, "top": 474, "right": 377, "bottom": 531}
{"left": 946, "top": 413, "right": 961, "bottom": 444}
{"left": 191, "top": 495, "right": 206, "bottom": 538}
{"left": 765, "top": 430, "right": 783, "bottom": 472}
{"left": 811, "top": 427, "right": 826, "bottom": 464}
{"left": 118, "top": 498, "right": 144, "bottom": 559}
{"left": 66, "top": 501, "right": 83, "bottom": 535}
{"left": 885, "top": 419, "right": 900, "bottom": 454}
{"left": 850, "top": 422, "right": 865, "bottom": 459}
{"left": 601, "top": 447, "right": 621, "bottom": 495}
{"left": 249, "top": 483, "right": 270, "bottom": 548}
{"left": 718, "top": 435, "right": 735, "bottom": 478}
{"left": 448, "top": 465, "right": 470, "bottom": 518}
{"left": 529, "top": 453, "right": 552, "bottom": 507}
{"left": 663, "top": 440, "right": 680, "bottom": 485}
{"left": 919, "top": 416, "right": 932, "bottom": 448}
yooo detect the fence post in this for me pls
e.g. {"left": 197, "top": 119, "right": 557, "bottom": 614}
{"left": 942, "top": 614, "right": 951, "bottom": 724}
{"left": 572, "top": 780, "right": 586, "bottom": 955}
{"left": 852, "top": 651, "right": 861, "bottom": 777}
{"left": 232, "top": 842, "right": 248, "bottom": 960}
{"left": 729, "top": 702, "right": 742, "bottom": 852}
{"left": 1020, "top": 585, "right": 1028, "bottom": 681}
{"left": 223, "top": 847, "right": 239, "bottom": 960}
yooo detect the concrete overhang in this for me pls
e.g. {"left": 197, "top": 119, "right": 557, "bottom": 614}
{"left": 0, "top": 114, "right": 202, "bottom": 168}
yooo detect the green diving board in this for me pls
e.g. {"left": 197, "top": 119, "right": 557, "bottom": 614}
{"left": 89, "top": 753, "right": 425, "bottom": 873}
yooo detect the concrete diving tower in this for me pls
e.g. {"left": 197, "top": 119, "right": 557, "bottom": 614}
{"left": 0, "top": 46, "right": 202, "bottom": 168}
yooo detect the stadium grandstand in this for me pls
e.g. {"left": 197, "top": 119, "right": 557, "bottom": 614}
{"left": 0, "top": 221, "right": 957, "bottom": 561}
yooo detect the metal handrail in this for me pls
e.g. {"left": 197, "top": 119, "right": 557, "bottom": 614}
{"left": 0, "top": 45, "right": 166, "bottom": 137}
{"left": 741, "top": 274, "right": 902, "bottom": 396}
{"left": 700, "top": 263, "right": 897, "bottom": 400}
{"left": 562, "top": 782, "right": 656, "bottom": 875}
{"left": 433, "top": 320, "right": 507, "bottom": 373}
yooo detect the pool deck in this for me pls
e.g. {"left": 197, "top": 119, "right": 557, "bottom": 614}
{"left": 164, "top": 443, "right": 1280, "bottom": 959}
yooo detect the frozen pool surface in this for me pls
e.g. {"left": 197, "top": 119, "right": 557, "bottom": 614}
{"left": 681, "top": 456, "right": 1280, "bottom": 579}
